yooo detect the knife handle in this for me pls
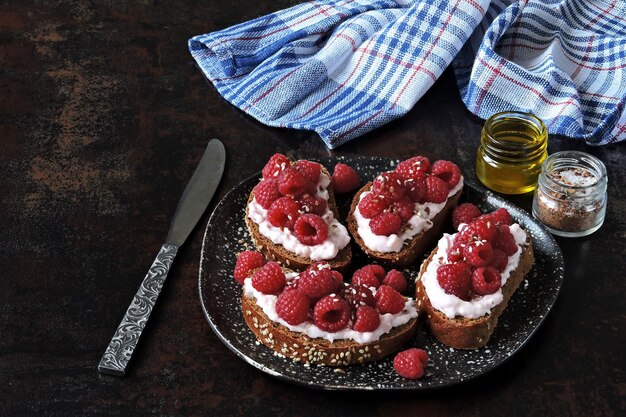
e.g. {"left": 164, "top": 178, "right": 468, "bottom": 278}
{"left": 98, "top": 243, "right": 179, "bottom": 376}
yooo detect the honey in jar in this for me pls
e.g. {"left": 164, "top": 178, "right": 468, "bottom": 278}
{"left": 476, "top": 111, "right": 548, "bottom": 194}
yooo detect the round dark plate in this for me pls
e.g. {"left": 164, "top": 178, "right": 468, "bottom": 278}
{"left": 198, "top": 155, "right": 564, "bottom": 390}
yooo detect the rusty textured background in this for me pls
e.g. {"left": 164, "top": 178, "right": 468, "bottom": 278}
{"left": 1, "top": 1, "right": 624, "bottom": 416}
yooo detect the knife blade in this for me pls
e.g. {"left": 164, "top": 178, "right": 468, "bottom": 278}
{"left": 98, "top": 138, "right": 226, "bottom": 376}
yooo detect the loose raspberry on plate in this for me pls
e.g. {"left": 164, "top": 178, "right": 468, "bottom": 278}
{"left": 369, "top": 212, "right": 402, "bottom": 236}
{"left": 340, "top": 283, "right": 376, "bottom": 310}
{"left": 431, "top": 160, "right": 461, "bottom": 189}
{"left": 253, "top": 179, "right": 282, "bottom": 209}
{"left": 436, "top": 262, "right": 472, "bottom": 301}
{"left": 277, "top": 166, "right": 311, "bottom": 197}
{"left": 395, "top": 156, "right": 431, "bottom": 181}
{"left": 452, "top": 203, "right": 482, "bottom": 230}
{"left": 471, "top": 266, "right": 502, "bottom": 295}
{"left": 294, "top": 160, "right": 321, "bottom": 183}
{"left": 392, "top": 196, "right": 416, "bottom": 222}
{"left": 233, "top": 250, "right": 266, "bottom": 285}
{"left": 293, "top": 214, "right": 328, "bottom": 245}
{"left": 353, "top": 305, "right": 381, "bottom": 332}
{"left": 298, "top": 194, "right": 327, "bottom": 216}
{"left": 357, "top": 192, "right": 389, "bottom": 219}
{"left": 251, "top": 261, "right": 286, "bottom": 295}
{"left": 463, "top": 240, "right": 494, "bottom": 267}
{"left": 393, "top": 348, "right": 428, "bottom": 379}
{"left": 425, "top": 175, "right": 449, "bottom": 204}
{"left": 331, "top": 163, "right": 361, "bottom": 193}
{"left": 296, "top": 262, "right": 338, "bottom": 300}
{"left": 372, "top": 171, "right": 406, "bottom": 201}
{"left": 489, "top": 248, "right": 508, "bottom": 272}
{"left": 275, "top": 288, "right": 310, "bottom": 325}
{"left": 267, "top": 197, "right": 301, "bottom": 229}
{"left": 382, "top": 269, "right": 408, "bottom": 294}
{"left": 375, "top": 285, "right": 405, "bottom": 314}
{"left": 313, "top": 295, "right": 351, "bottom": 332}
{"left": 493, "top": 224, "right": 518, "bottom": 256}
{"left": 262, "top": 153, "right": 290, "bottom": 179}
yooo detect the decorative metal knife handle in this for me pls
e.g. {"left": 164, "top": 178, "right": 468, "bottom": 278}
{"left": 98, "top": 243, "right": 179, "bottom": 376}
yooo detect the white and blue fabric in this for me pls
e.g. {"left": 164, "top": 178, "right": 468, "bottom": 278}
{"left": 189, "top": 0, "right": 626, "bottom": 148}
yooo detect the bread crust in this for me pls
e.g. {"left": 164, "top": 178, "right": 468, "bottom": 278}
{"left": 347, "top": 183, "right": 462, "bottom": 268}
{"left": 415, "top": 235, "right": 534, "bottom": 349}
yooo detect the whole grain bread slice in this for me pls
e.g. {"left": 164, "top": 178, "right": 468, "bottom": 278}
{"left": 347, "top": 183, "right": 462, "bottom": 268}
{"left": 415, "top": 235, "right": 534, "bottom": 349}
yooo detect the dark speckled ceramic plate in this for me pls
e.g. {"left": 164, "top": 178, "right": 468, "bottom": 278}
{"left": 198, "top": 156, "right": 563, "bottom": 390}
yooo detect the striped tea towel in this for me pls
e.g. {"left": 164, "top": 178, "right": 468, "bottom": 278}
{"left": 189, "top": 0, "right": 626, "bottom": 148}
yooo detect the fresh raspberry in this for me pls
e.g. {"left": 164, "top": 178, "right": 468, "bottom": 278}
{"left": 277, "top": 166, "right": 311, "bottom": 197}
{"left": 353, "top": 305, "right": 381, "bottom": 332}
{"left": 489, "top": 248, "right": 508, "bottom": 272}
{"left": 331, "top": 163, "right": 360, "bottom": 193}
{"left": 393, "top": 348, "right": 428, "bottom": 379}
{"left": 332, "top": 270, "right": 344, "bottom": 286}
{"left": 425, "top": 176, "right": 449, "bottom": 204}
{"left": 233, "top": 250, "right": 266, "bottom": 285}
{"left": 491, "top": 208, "right": 513, "bottom": 226}
{"left": 267, "top": 197, "right": 301, "bottom": 229}
{"left": 251, "top": 262, "right": 286, "bottom": 294}
{"left": 372, "top": 171, "right": 405, "bottom": 201}
{"left": 351, "top": 265, "right": 383, "bottom": 289}
{"left": 298, "top": 194, "right": 327, "bottom": 216}
{"left": 339, "top": 283, "right": 376, "bottom": 310}
{"left": 396, "top": 156, "right": 431, "bottom": 181}
{"left": 262, "top": 153, "right": 290, "bottom": 179}
{"left": 431, "top": 160, "right": 461, "bottom": 189}
{"left": 313, "top": 295, "right": 350, "bottom": 332}
{"left": 452, "top": 203, "right": 482, "bottom": 230}
{"left": 357, "top": 192, "right": 389, "bottom": 219}
{"left": 293, "top": 214, "right": 328, "bottom": 245}
{"left": 294, "top": 160, "right": 321, "bottom": 183}
{"left": 493, "top": 224, "right": 518, "bottom": 256}
{"left": 471, "top": 266, "right": 502, "bottom": 296}
{"left": 392, "top": 196, "right": 416, "bottom": 222}
{"left": 296, "top": 262, "right": 338, "bottom": 300}
{"left": 375, "top": 285, "right": 406, "bottom": 314}
{"left": 382, "top": 269, "right": 408, "bottom": 294}
{"left": 356, "top": 264, "right": 386, "bottom": 280}
{"left": 403, "top": 177, "right": 427, "bottom": 203}
{"left": 369, "top": 212, "right": 402, "bottom": 236}
{"left": 253, "top": 179, "right": 282, "bottom": 209}
{"left": 275, "top": 288, "right": 310, "bottom": 325}
{"left": 463, "top": 241, "right": 494, "bottom": 267}
{"left": 436, "top": 262, "right": 472, "bottom": 301}
{"left": 458, "top": 217, "right": 498, "bottom": 243}
{"left": 446, "top": 243, "right": 464, "bottom": 263}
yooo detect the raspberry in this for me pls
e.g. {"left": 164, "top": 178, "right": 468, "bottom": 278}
{"left": 251, "top": 262, "right": 286, "bottom": 294}
{"left": 396, "top": 156, "right": 431, "bottom": 181}
{"left": 296, "top": 262, "right": 338, "bottom": 300}
{"left": 489, "top": 248, "right": 508, "bottom": 272}
{"left": 372, "top": 171, "right": 405, "bottom": 201}
{"left": 431, "top": 160, "right": 461, "bottom": 189}
{"left": 357, "top": 192, "right": 389, "bottom": 219}
{"left": 493, "top": 224, "right": 518, "bottom": 256}
{"left": 375, "top": 285, "right": 405, "bottom": 314}
{"left": 471, "top": 266, "right": 502, "bottom": 296}
{"left": 447, "top": 244, "right": 464, "bottom": 263}
{"left": 403, "top": 177, "right": 427, "bottom": 203}
{"left": 393, "top": 348, "right": 428, "bottom": 379}
{"left": 267, "top": 197, "right": 301, "bottom": 229}
{"left": 275, "top": 288, "right": 310, "bottom": 325}
{"left": 277, "top": 166, "right": 310, "bottom": 197}
{"left": 369, "top": 212, "right": 402, "bottom": 236}
{"left": 262, "top": 153, "right": 290, "bottom": 179}
{"left": 436, "top": 262, "right": 472, "bottom": 301}
{"left": 339, "top": 283, "right": 376, "bottom": 310}
{"left": 491, "top": 208, "right": 513, "bottom": 226}
{"left": 352, "top": 265, "right": 383, "bottom": 289}
{"left": 293, "top": 214, "right": 328, "bottom": 245}
{"left": 294, "top": 160, "right": 321, "bottom": 183}
{"left": 298, "top": 194, "right": 327, "bottom": 216}
{"left": 332, "top": 270, "right": 344, "bottom": 286}
{"left": 355, "top": 264, "right": 385, "bottom": 281}
{"left": 463, "top": 240, "right": 494, "bottom": 267}
{"left": 459, "top": 217, "right": 498, "bottom": 243}
{"left": 233, "top": 250, "right": 266, "bottom": 285}
{"left": 331, "top": 163, "right": 360, "bottom": 193}
{"left": 425, "top": 176, "right": 449, "bottom": 204}
{"left": 452, "top": 203, "right": 482, "bottom": 230}
{"left": 382, "top": 269, "right": 408, "bottom": 294}
{"left": 313, "top": 295, "right": 350, "bottom": 332}
{"left": 392, "top": 196, "right": 416, "bottom": 222}
{"left": 353, "top": 305, "right": 381, "bottom": 332}
{"left": 253, "top": 179, "right": 282, "bottom": 209}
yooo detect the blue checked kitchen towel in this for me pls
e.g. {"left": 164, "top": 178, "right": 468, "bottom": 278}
{"left": 189, "top": 0, "right": 626, "bottom": 149}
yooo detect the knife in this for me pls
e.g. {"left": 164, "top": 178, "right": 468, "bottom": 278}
{"left": 98, "top": 138, "right": 226, "bottom": 376}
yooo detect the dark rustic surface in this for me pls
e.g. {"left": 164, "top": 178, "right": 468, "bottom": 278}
{"left": 1, "top": 1, "right": 624, "bottom": 416}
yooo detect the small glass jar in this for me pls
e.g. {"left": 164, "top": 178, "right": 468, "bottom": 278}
{"left": 476, "top": 111, "right": 548, "bottom": 194}
{"left": 532, "top": 151, "right": 607, "bottom": 237}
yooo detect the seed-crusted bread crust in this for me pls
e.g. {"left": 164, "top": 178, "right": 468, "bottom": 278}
{"left": 242, "top": 292, "right": 418, "bottom": 366}
{"left": 348, "top": 183, "right": 462, "bottom": 268}
{"left": 245, "top": 165, "right": 352, "bottom": 272}
{"left": 415, "top": 235, "right": 534, "bottom": 349}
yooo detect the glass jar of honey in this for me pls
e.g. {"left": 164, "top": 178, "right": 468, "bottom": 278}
{"left": 476, "top": 111, "right": 548, "bottom": 194}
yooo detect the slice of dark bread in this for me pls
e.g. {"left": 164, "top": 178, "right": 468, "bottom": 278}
{"left": 245, "top": 164, "right": 352, "bottom": 272}
{"left": 415, "top": 235, "right": 534, "bottom": 349}
{"left": 347, "top": 183, "right": 462, "bottom": 268}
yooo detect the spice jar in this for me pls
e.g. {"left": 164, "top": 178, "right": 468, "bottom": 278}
{"left": 532, "top": 151, "right": 607, "bottom": 237}
{"left": 476, "top": 111, "right": 548, "bottom": 194}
